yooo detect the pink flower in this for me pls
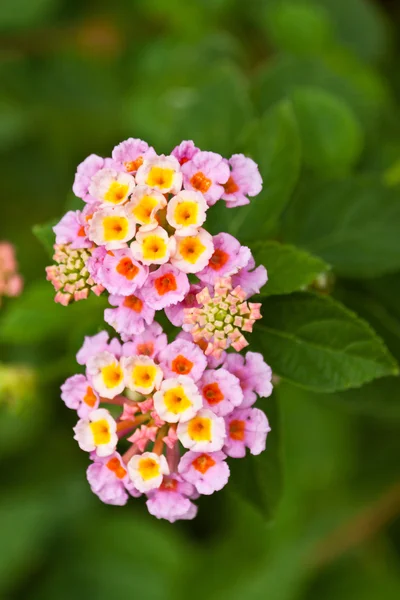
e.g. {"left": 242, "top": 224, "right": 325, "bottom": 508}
{"left": 73, "top": 154, "right": 119, "bottom": 203}
{"left": 231, "top": 254, "right": 268, "bottom": 298}
{"left": 197, "top": 233, "right": 251, "bottom": 285}
{"left": 0, "top": 242, "right": 23, "bottom": 300}
{"left": 164, "top": 283, "right": 203, "bottom": 327}
{"left": 120, "top": 403, "right": 139, "bottom": 421}
{"left": 175, "top": 331, "right": 225, "bottom": 368}
{"left": 178, "top": 450, "right": 230, "bottom": 495}
{"left": 121, "top": 322, "right": 168, "bottom": 359}
{"left": 0, "top": 242, "right": 17, "bottom": 272}
{"left": 224, "top": 408, "right": 270, "bottom": 458}
{"left": 199, "top": 368, "right": 243, "bottom": 417}
{"left": 171, "top": 140, "right": 200, "bottom": 165}
{"left": 141, "top": 264, "right": 189, "bottom": 310}
{"left": 146, "top": 476, "right": 198, "bottom": 523}
{"left": 222, "top": 154, "right": 262, "bottom": 208}
{"left": 163, "top": 426, "right": 179, "bottom": 449}
{"left": 87, "top": 452, "right": 140, "bottom": 506}
{"left": 76, "top": 331, "right": 121, "bottom": 365}
{"left": 87, "top": 247, "right": 148, "bottom": 296}
{"left": 112, "top": 138, "right": 156, "bottom": 174}
{"left": 222, "top": 352, "right": 273, "bottom": 408}
{"left": 104, "top": 292, "right": 155, "bottom": 338}
{"left": 182, "top": 151, "right": 230, "bottom": 206}
{"left": 53, "top": 211, "right": 91, "bottom": 249}
{"left": 127, "top": 425, "right": 158, "bottom": 452}
{"left": 158, "top": 338, "right": 207, "bottom": 382}
{"left": 137, "top": 398, "right": 154, "bottom": 414}
{"left": 61, "top": 374, "right": 100, "bottom": 418}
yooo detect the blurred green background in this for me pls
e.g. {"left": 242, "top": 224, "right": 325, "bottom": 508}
{"left": 1, "top": 0, "right": 400, "bottom": 598}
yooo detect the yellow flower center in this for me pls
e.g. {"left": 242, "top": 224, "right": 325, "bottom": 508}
{"left": 146, "top": 166, "right": 174, "bottom": 190}
{"left": 163, "top": 386, "right": 192, "bottom": 414}
{"left": 187, "top": 416, "right": 212, "bottom": 442}
{"left": 138, "top": 457, "right": 160, "bottom": 480}
{"left": 132, "top": 364, "right": 157, "bottom": 389}
{"left": 104, "top": 181, "right": 129, "bottom": 204}
{"left": 101, "top": 363, "right": 124, "bottom": 388}
{"left": 141, "top": 235, "right": 167, "bottom": 260}
{"left": 174, "top": 201, "right": 199, "bottom": 226}
{"left": 90, "top": 419, "right": 111, "bottom": 445}
{"left": 102, "top": 216, "right": 129, "bottom": 241}
{"left": 132, "top": 195, "right": 159, "bottom": 224}
{"left": 178, "top": 236, "right": 206, "bottom": 263}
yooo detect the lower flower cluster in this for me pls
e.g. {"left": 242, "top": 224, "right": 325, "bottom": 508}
{"left": 62, "top": 327, "right": 272, "bottom": 522}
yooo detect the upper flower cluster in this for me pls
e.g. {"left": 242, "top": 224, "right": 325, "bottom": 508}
{"left": 47, "top": 138, "right": 267, "bottom": 354}
{"left": 62, "top": 328, "right": 272, "bottom": 522}
{"left": 0, "top": 242, "right": 23, "bottom": 306}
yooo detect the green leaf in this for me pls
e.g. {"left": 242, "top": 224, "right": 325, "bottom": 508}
{"left": 252, "top": 292, "right": 398, "bottom": 392}
{"left": 333, "top": 376, "right": 400, "bottom": 421}
{"left": 335, "top": 275, "right": 400, "bottom": 363}
{"left": 316, "top": 0, "right": 387, "bottom": 62}
{"left": 30, "top": 508, "right": 193, "bottom": 600}
{"left": 283, "top": 175, "right": 400, "bottom": 278}
{"left": 228, "top": 100, "right": 301, "bottom": 239}
{"left": 291, "top": 87, "right": 363, "bottom": 175}
{"left": 175, "top": 62, "right": 253, "bottom": 157}
{"left": 125, "top": 44, "right": 251, "bottom": 155}
{"left": 0, "top": 477, "right": 90, "bottom": 597}
{"left": 0, "top": 0, "right": 59, "bottom": 30}
{"left": 251, "top": 241, "right": 329, "bottom": 297}
{"left": 253, "top": 54, "right": 387, "bottom": 136}
{"left": 32, "top": 220, "right": 57, "bottom": 258}
{"left": 265, "top": 1, "right": 334, "bottom": 56}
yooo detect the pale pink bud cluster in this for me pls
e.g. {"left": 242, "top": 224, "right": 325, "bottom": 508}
{"left": 46, "top": 244, "right": 104, "bottom": 306}
{"left": 0, "top": 242, "right": 23, "bottom": 305}
{"left": 183, "top": 277, "right": 262, "bottom": 358}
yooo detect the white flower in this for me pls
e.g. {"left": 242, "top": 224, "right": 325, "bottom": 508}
{"left": 136, "top": 155, "right": 182, "bottom": 194}
{"left": 122, "top": 355, "right": 163, "bottom": 395}
{"left": 167, "top": 190, "right": 208, "bottom": 236}
{"left": 86, "top": 351, "right": 126, "bottom": 399}
{"left": 125, "top": 186, "right": 166, "bottom": 231}
{"left": 127, "top": 452, "right": 170, "bottom": 493}
{"left": 130, "top": 226, "right": 175, "bottom": 265}
{"left": 171, "top": 228, "right": 214, "bottom": 273}
{"left": 88, "top": 206, "right": 136, "bottom": 250}
{"left": 177, "top": 409, "right": 226, "bottom": 452}
{"left": 153, "top": 375, "right": 203, "bottom": 423}
{"left": 73, "top": 408, "right": 118, "bottom": 457}
{"left": 89, "top": 168, "right": 135, "bottom": 206}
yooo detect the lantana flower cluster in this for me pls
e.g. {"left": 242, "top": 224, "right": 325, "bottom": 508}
{"left": 63, "top": 328, "right": 272, "bottom": 521}
{"left": 51, "top": 138, "right": 272, "bottom": 522}
{"left": 0, "top": 242, "right": 23, "bottom": 306}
